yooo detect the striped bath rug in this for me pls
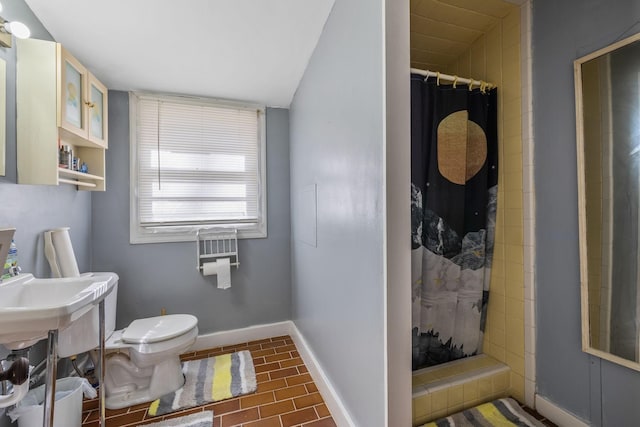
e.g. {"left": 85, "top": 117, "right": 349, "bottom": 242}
{"left": 423, "top": 398, "right": 545, "bottom": 427}
{"left": 148, "top": 350, "right": 256, "bottom": 416}
{"left": 138, "top": 411, "right": 213, "bottom": 427}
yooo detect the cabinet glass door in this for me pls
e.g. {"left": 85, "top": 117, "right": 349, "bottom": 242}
{"left": 87, "top": 74, "right": 108, "bottom": 147}
{"left": 60, "top": 49, "right": 87, "bottom": 138}
{"left": 65, "top": 62, "right": 82, "bottom": 128}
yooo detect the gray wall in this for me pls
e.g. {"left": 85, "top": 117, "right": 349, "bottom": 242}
{"left": 289, "top": 0, "right": 386, "bottom": 425}
{"left": 91, "top": 93, "right": 291, "bottom": 333}
{"left": 533, "top": 1, "right": 640, "bottom": 425}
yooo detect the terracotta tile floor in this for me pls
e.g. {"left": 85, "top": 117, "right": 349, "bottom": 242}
{"left": 81, "top": 335, "right": 336, "bottom": 427}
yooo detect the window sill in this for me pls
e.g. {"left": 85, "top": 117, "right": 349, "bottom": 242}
{"left": 130, "top": 224, "right": 266, "bottom": 244}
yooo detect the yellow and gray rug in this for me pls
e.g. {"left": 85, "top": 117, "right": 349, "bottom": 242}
{"left": 423, "top": 398, "right": 545, "bottom": 427}
{"left": 148, "top": 350, "right": 256, "bottom": 417}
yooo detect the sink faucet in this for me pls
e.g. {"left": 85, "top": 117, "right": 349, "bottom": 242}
{"left": 0, "top": 265, "right": 21, "bottom": 284}
{"left": 8, "top": 265, "right": 21, "bottom": 277}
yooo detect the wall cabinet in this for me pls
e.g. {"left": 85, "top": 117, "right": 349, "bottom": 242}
{"left": 17, "top": 39, "right": 108, "bottom": 191}
{"left": 60, "top": 48, "right": 108, "bottom": 148}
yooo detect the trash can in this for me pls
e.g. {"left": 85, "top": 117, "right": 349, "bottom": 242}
{"left": 8, "top": 377, "right": 93, "bottom": 427}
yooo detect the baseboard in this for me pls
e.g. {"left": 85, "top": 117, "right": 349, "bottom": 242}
{"left": 192, "top": 321, "right": 291, "bottom": 351}
{"left": 535, "top": 394, "right": 589, "bottom": 427}
{"left": 288, "top": 323, "right": 356, "bottom": 427}
{"left": 193, "top": 320, "right": 355, "bottom": 426}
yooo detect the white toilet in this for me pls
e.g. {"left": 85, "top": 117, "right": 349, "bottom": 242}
{"left": 57, "top": 273, "right": 199, "bottom": 410}
{"left": 104, "top": 312, "right": 198, "bottom": 409}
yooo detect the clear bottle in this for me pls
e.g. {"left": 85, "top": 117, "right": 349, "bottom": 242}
{"left": 59, "top": 145, "right": 68, "bottom": 168}
{"left": 66, "top": 145, "right": 73, "bottom": 170}
{"left": 2, "top": 239, "right": 18, "bottom": 279}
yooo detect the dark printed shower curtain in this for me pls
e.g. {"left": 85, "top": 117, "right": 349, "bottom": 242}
{"left": 411, "top": 73, "right": 498, "bottom": 370}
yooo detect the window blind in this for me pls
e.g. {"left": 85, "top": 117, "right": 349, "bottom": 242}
{"left": 135, "top": 96, "right": 261, "bottom": 227}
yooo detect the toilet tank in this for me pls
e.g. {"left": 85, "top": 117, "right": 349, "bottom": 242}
{"left": 58, "top": 272, "right": 119, "bottom": 358}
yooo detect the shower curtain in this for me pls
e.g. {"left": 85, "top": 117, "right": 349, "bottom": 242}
{"left": 411, "top": 73, "right": 498, "bottom": 370}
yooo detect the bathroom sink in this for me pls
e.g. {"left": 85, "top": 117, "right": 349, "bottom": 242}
{"left": 0, "top": 273, "right": 116, "bottom": 350}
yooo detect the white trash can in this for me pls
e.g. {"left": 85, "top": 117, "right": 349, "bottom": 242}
{"left": 8, "top": 377, "right": 93, "bottom": 427}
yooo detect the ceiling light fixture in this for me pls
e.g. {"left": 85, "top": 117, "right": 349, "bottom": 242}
{"left": 0, "top": 2, "right": 30, "bottom": 48}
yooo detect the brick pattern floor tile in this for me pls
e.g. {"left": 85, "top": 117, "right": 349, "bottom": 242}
{"left": 81, "top": 336, "right": 335, "bottom": 427}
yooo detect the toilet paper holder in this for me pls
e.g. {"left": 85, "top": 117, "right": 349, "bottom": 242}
{"left": 196, "top": 228, "right": 240, "bottom": 272}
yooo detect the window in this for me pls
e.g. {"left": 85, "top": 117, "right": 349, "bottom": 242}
{"left": 130, "top": 92, "right": 266, "bottom": 243}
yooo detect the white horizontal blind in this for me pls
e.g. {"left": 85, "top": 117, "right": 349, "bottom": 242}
{"left": 136, "top": 96, "right": 261, "bottom": 227}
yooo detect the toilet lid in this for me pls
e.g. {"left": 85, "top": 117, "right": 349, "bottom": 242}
{"left": 122, "top": 314, "right": 198, "bottom": 344}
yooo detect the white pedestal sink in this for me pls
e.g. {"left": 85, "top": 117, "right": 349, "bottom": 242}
{"left": 0, "top": 272, "right": 117, "bottom": 427}
{"left": 0, "top": 273, "right": 116, "bottom": 350}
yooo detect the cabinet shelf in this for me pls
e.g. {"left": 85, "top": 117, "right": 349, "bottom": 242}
{"left": 58, "top": 178, "right": 97, "bottom": 188}
{"left": 58, "top": 167, "right": 104, "bottom": 181}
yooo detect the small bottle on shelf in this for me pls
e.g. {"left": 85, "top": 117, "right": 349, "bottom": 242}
{"left": 66, "top": 145, "right": 73, "bottom": 170}
{"left": 59, "top": 145, "right": 68, "bottom": 168}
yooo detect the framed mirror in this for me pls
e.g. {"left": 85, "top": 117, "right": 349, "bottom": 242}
{"left": 576, "top": 32, "right": 640, "bottom": 370}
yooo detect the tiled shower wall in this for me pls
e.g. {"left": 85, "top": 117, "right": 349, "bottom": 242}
{"left": 444, "top": 7, "right": 526, "bottom": 403}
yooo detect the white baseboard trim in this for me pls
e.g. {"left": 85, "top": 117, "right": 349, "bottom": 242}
{"left": 192, "top": 321, "right": 291, "bottom": 351}
{"left": 193, "top": 320, "right": 355, "bottom": 426}
{"left": 288, "top": 322, "right": 356, "bottom": 427}
{"left": 535, "top": 394, "right": 589, "bottom": 427}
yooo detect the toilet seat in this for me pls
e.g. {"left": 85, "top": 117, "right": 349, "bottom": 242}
{"left": 106, "top": 314, "right": 198, "bottom": 354}
{"left": 122, "top": 314, "right": 198, "bottom": 344}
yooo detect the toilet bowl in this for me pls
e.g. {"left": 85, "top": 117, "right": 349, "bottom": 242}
{"left": 104, "top": 314, "right": 198, "bottom": 409}
{"left": 57, "top": 273, "right": 199, "bottom": 410}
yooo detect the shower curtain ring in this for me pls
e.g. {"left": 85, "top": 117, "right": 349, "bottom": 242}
{"left": 453, "top": 75, "right": 458, "bottom": 88}
{"left": 468, "top": 79, "right": 474, "bottom": 91}
{"left": 436, "top": 72, "right": 441, "bottom": 86}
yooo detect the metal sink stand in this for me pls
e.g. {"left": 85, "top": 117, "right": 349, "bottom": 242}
{"left": 42, "top": 300, "right": 106, "bottom": 427}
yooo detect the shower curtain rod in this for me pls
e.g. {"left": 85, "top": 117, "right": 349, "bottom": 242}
{"left": 410, "top": 67, "right": 495, "bottom": 90}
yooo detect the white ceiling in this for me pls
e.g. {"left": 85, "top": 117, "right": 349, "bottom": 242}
{"left": 24, "top": 0, "right": 335, "bottom": 107}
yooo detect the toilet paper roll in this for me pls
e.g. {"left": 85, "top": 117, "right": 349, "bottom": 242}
{"left": 202, "top": 258, "right": 231, "bottom": 290}
{"left": 49, "top": 227, "right": 80, "bottom": 277}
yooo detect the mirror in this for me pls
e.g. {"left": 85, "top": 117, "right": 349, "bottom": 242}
{"left": 0, "top": 58, "right": 5, "bottom": 176}
{"left": 576, "top": 32, "right": 640, "bottom": 370}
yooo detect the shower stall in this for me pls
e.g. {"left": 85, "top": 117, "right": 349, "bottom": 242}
{"left": 409, "top": 1, "right": 528, "bottom": 424}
